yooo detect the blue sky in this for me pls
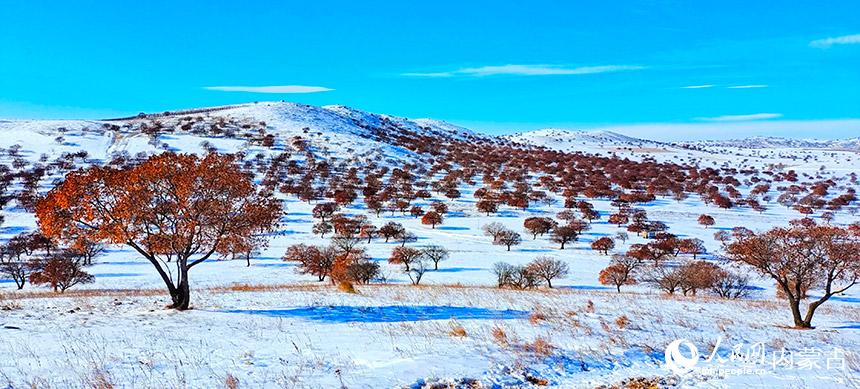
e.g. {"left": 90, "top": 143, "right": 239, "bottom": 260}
{"left": 1, "top": 1, "right": 858, "bottom": 140}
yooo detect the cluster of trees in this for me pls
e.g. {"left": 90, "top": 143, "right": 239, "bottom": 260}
{"left": 293, "top": 200, "right": 448, "bottom": 286}
{"left": 482, "top": 222, "right": 523, "bottom": 251}
{"left": 598, "top": 254, "right": 751, "bottom": 299}
{"left": 0, "top": 231, "right": 102, "bottom": 292}
{"left": 283, "top": 243, "right": 380, "bottom": 285}
{"left": 388, "top": 245, "right": 450, "bottom": 284}
{"left": 596, "top": 219, "right": 860, "bottom": 330}
{"left": 492, "top": 257, "right": 569, "bottom": 289}
{"left": 776, "top": 183, "right": 857, "bottom": 219}
{"left": 6, "top": 104, "right": 860, "bottom": 324}
{"left": 482, "top": 211, "right": 592, "bottom": 252}
{"left": 625, "top": 233, "right": 706, "bottom": 264}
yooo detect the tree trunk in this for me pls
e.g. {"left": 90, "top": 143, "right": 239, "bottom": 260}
{"left": 801, "top": 295, "right": 832, "bottom": 329}
{"left": 787, "top": 296, "right": 808, "bottom": 328}
{"left": 171, "top": 277, "right": 191, "bottom": 310}
{"left": 169, "top": 260, "right": 192, "bottom": 310}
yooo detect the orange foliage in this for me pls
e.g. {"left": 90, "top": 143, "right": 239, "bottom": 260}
{"left": 35, "top": 153, "right": 282, "bottom": 309}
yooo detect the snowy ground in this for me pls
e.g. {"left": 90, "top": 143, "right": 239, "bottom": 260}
{"left": 1, "top": 102, "right": 859, "bottom": 387}
{"left": 2, "top": 285, "right": 859, "bottom": 388}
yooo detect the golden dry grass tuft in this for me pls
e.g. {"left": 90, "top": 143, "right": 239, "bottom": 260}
{"left": 491, "top": 326, "right": 509, "bottom": 347}
{"left": 337, "top": 281, "right": 357, "bottom": 294}
{"left": 523, "top": 337, "right": 554, "bottom": 358}
{"left": 615, "top": 315, "right": 630, "bottom": 330}
{"left": 449, "top": 324, "right": 467, "bottom": 338}
{"left": 224, "top": 373, "right": 239, "bottom": 389}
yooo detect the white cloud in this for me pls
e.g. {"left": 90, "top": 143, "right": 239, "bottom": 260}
{"left": 810, "top": 34, "right": 860, "bottom": 48}
{"left": 204, "top": 85, "right": 334, "bottom": 93}
{"left": 403, "top": 64, "right": 644, "bottom": 77}
{"left": 727, "top": 84, "right": 768, "bottom": 89}
{"left": 680, "top": 84, "right": 768, "bottom": 89}
{"left": 697, "top": 113, "right": 782, "bottom": 122}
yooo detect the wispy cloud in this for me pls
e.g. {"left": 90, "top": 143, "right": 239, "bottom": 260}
{"left": 697, "top": 113, "right": 783, "bottom": 122}
{"left": 204, "top": 85, "right": 334, "bottom": 93}
{"left": 727, "top": 84, "right": 768, "bottom": 89}
{"left": 403, "top": 64, "right": 644, "bottom": 77}
{"left": 810, "top": 34, "right": 860, "bottom": 48}
{"left": 682, "top": 84, "right": 768, "bottom": 89}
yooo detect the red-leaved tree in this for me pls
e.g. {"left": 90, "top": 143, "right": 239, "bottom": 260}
{"left": 36, "top": 153, "right": 282, "bottom": 310}
{"left": 725, "top": 224, "right": 860, "bottom": 328}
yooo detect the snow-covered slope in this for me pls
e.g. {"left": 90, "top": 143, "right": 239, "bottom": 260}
{"left": 505, "top": 128, "right": 662, "bottom": 148}
{"left": 681, "top": 136, "right": 860, "bottom": 150}
{"left": 0, "top": 102, "right": 497, "bottom": 168}
{"left": 1, "top": 102, "right": 859, "bottom": 388}
{"left": 503, "top": 128, "right": 682, "bottom": 157}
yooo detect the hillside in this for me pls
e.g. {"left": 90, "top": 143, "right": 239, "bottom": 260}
{"left": 682, "top": 136, "right": 860, "bottom": 150}
{"left": 0, "top": 102, "right": 858, "bottom": 388}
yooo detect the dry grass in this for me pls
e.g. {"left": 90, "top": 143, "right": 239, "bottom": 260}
{"left": 529, "top": 311, "right": 548, "bottom": 325}
{"left": 523, "top": 337, "right": 554, "bottom": 358}
{"left": 86, "top": 369, "right": 114, "bottom": 389}
{"left": 448, "top": 322, "right": 467, "bottom": 338}
{"left": 595, "top": 376, "right": 675, "bottom": 389}
{"left": 336, "top": 281, "right": 357, "bottom": 294}
{"left": 0, "top": 288, "right": 166, "bottom": 301}
{"left": 224, "top": 373, "right": 239, "bottom": 389}
{"left": 491, "top": 326, "right": 509, "bottom": 347}
{"left": 524, "top": 374, "right": 549, "bottom": 386}
{"left": 1, "top": 280, "right": 854, "bottom": 387}
{"left": 2, "top": 283, "right": 332, "bottom": 301}
{"left": 615, "top": 315, "right": 630, "bottom": 330}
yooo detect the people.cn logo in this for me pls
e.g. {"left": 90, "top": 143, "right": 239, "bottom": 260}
{"left": 664, "top": 338, "right": 700, "bottom": 374}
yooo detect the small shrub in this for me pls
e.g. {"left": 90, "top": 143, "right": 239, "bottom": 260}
{"left": 524, "top": 337, "right": 554, "bottom": 357}
{"left": 529, "top": 311, "right": 547, "bottom": 325}
{"left": 524, "top": 375, "right": 549, "bottom": 386}
{"left": 491, "top": 326, "right": 508, "bottom": 346}
{"left": 87, "top": 369, "right": 114, "bottom": 389}
{"left": 337, "top": 281, "right": 356, "bottom": 294}
{"left": 225, "top": 373, "right": 239, "bottom": 389}
{"left": 615, "top": 315, "right": 630, "bottom": 330}
{"left": 449, "top": 323, "right": 467, "bottom": 337}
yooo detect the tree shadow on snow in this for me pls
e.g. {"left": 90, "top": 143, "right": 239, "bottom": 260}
{"left": 561, "top": 285, "right": 614, "bottom": 291}
{"left": 431, "top": 267, "right": 483, "bottom": 273}
{"left": 220, "top": 305, "right": 529, "bottom": 323}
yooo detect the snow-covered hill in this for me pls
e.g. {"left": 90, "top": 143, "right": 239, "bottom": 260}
{"left": 505, "top": 128, "right": 667, "bottom": 150}
{"left": 0, "top": 101, "right": 496, "bottom": 168}
{"left": 681, "top": 136, "right": 860, "bottom": 150}
{"left": 1, "top": 102, "right": 859, "bottom": 388}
